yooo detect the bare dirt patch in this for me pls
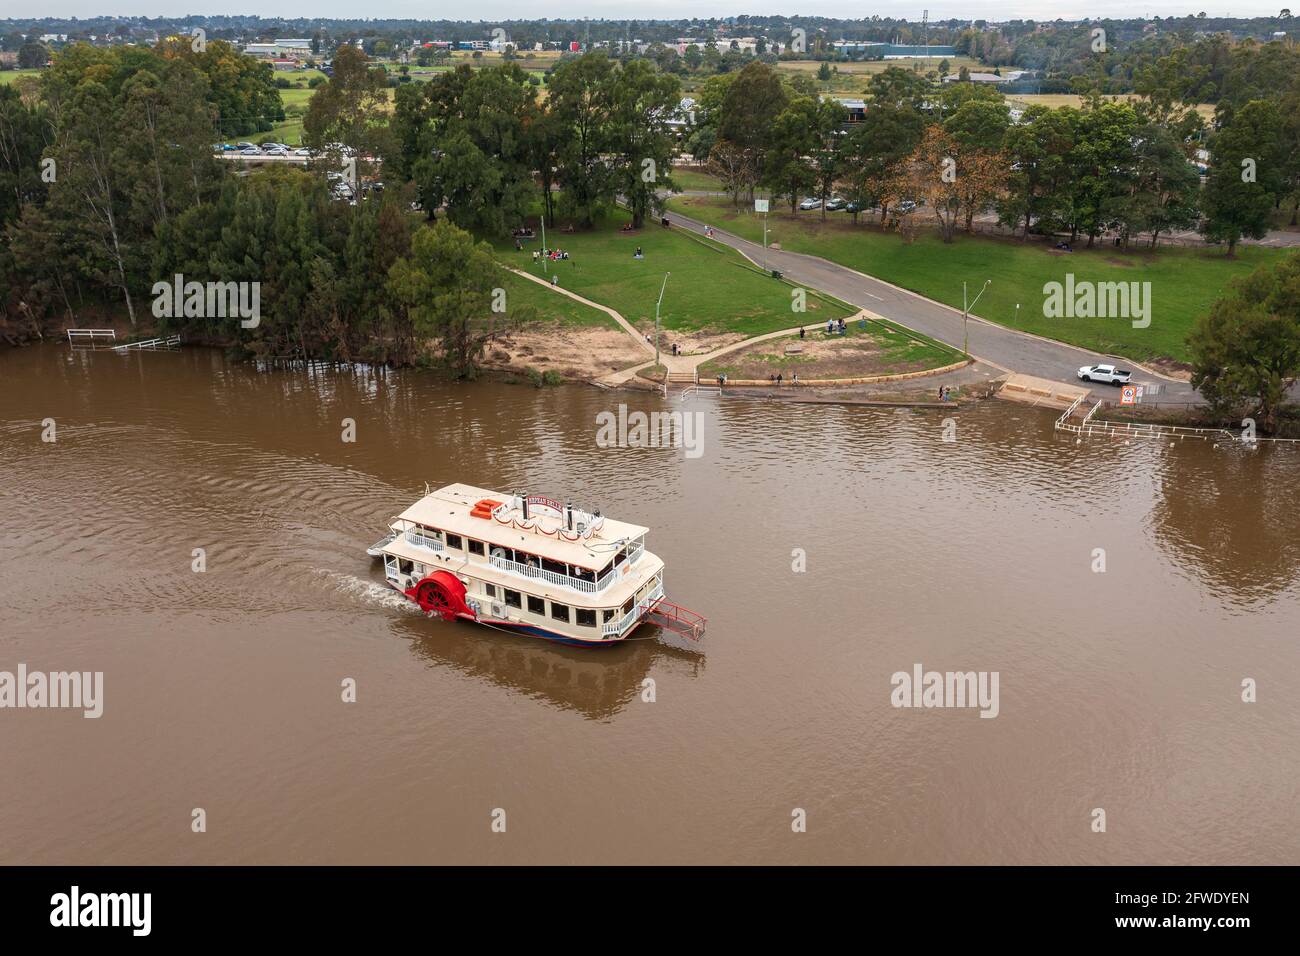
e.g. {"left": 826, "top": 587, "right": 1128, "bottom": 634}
{"left": 701, "top": 331, "right": 940, "bottom": 380}
{"left": 1144, "top": 357, "right": 1193, "bottom": 381}
{"left": 483, "top": 322, "right": 646, "bottom": 381}
{"left": 628, "top": 321, "right": 748, "bottom": 355}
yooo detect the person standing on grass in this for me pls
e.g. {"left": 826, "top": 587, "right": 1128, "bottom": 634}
{"left": 551, "top": 274, "right": 558, "bottom": 287}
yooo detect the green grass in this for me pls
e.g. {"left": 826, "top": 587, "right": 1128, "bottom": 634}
{"left": 0, "top": 68, "right": 40, "bottom": 85}
{"left": 667, "top": 195, "right": 1289, "bottom": 363}
{"left": 486, "top": 207, "right": 852, "bottom": 337}
{"left": 671, "top": 168, "right": 723, "bottom": 192}
{"left": 493, "top": 266, "right": 617, "bottom": 328}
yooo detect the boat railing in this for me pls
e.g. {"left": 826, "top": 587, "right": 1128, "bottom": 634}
{"left": 489, "top": 553, "right": 618, "bottom": 594}
{"left": 625, "top": 542, "right": 645, "bottom": 566}
{"left": 603, "top": 581, "right": 665, "bottom": 637}
{"left": 404, "top": 528, "right": 445, "bottom": 552}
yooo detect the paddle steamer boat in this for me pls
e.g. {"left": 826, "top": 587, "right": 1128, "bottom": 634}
{"left": 369, "top": 484, "right": 704, "bottom": 646}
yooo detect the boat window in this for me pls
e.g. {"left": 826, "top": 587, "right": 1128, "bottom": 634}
{"left": 468, "top": 539, "right": 485, "bottom": 556}
{"left": 541, "top": 558, "right": 567, "bottom": 576}
{"left": 491, "top": 546, "right": 513, "bottom": 563}
{"left": 484, "top": 583, "right": 496, "bottom": 598}
{"left": 622, "top": 599, "right": 634, "bottom": 616}
{"left": 399, "top": 559, "right": 413, "bottom": 575}
{"left": 504, "top": 589, "right": 522, "bottom": 609}
{"left": 576, "top": 608, "right": 596, "bottom": 627}
{"left": 602, "top": 609, "right": 615, "bottom": 622}
{"left": 527, "top": 595, "right": 545, "bottom": 615}
{"left": 445, "top": 533, "right": 463, "bottom": 549}
{"left": 614, "top": 547, "right": 627, "bottom": 566}
{"left": 550, "top": 602, "right": 570, "bottom": 622}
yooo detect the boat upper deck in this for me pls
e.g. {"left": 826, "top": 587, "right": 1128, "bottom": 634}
{"left": 393, "top": 483, "right": 648, "bottom": 571}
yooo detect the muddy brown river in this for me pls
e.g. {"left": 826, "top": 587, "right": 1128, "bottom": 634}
{"left": 1, "top": 343, "right": 1297, "bottom": 865}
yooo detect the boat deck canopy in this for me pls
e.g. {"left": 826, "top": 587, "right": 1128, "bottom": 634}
{"left": 395, "top": 483, "right": 648, "bottom": 570}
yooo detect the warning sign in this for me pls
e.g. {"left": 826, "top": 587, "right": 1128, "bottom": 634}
{"left": 1120, "top": 385, "right": 1137, "bottom": 405}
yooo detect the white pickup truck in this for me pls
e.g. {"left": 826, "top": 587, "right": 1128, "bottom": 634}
{"left": 1077, "top": 363, "right": 1132, "bottom": 386}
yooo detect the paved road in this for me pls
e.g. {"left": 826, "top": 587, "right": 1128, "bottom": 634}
{"left": 664, "top": 207, "right": 1201, "bottom": 403}
{"left": 675, "top": 191, "right": 1300, "bottom": 248}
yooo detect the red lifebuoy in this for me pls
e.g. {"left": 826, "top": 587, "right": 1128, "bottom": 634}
{"left": 407, "top": 570, "right": 471, "bottom": 621}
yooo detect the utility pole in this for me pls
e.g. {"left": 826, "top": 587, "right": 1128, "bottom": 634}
{"left": 963, "top": 279, "right": 990, "bottom": 357}
{"left": 540, "top": 213, "right": 547, "bottom": 274}
{"left": 655, "top": 272, "right": 670, "bottom": 370}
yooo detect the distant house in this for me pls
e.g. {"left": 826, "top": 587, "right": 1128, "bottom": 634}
{"left": 837, "top": 98, "right": 868, "bottom": 125}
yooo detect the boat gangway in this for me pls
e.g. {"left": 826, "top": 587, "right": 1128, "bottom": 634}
{"left": 644, "top": 598, "right": 706, "bottom": 641}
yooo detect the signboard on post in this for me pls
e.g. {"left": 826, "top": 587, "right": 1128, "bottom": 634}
{"left": 1120, "top": 385, "right": 1137, "bottom": 406}
{"left": 754, "top": 199, "right": 769, "bottom": 213}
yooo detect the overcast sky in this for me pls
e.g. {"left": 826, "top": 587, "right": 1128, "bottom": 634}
{"left": 18, "top": 4, "right": 1292, "bottom": 23}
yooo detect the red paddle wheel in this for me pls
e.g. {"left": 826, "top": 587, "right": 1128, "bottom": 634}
{"left": 406, "top": 570, "right": 472, "bottom": 621}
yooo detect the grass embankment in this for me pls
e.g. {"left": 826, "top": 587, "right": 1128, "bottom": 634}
{"left": 671, "top": 168, "right": 724, "bottom": 192}
{"left": 493, "top": 268, "right": 617, "bottom": 328}
{"left": 488, "top": 207, "right": 852, "bottom": 339}
{"left": 666, "top": 194, "right": 1286, "bottom": 364}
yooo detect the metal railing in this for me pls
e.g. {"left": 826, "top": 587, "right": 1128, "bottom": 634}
{"left": 403, "top": 529, "right": 445, "bottom": 552}
{"left": 67, "top": 329, "right": 116, "bottom": 345}
{"left": 603, "top": 581, "right": 664, "bottom": 637}
{"left": 111, "top": 335, "right": 181, "bottom": 352}
{"left": 489, "top": 553, "right": 619, "bottom": 594}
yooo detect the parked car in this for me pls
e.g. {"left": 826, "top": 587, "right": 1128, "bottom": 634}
{"left": 895, "top": 199, "right": 918, "bottom": 214}
{"left": 265, "top": 147, "right": 290, "bottom": 157}
{"left": 239, "top": 147, "right": 261, "bottom": 156}
{"left": 824, "top": 197, "right": 848, "bottom": 212}
{"left": 798, "top": 197, "right": 822, "bottom": 211}
{"left": 1077, "top": 364, "right": 1131, "bottom": 385}
{"left": 293, "top": 147, "right": 311, "bottom": 157}
{"left": 235, "top": 142, "right": 257, "bottom": 151}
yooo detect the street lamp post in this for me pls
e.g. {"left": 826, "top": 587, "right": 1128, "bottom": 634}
{"left": 963, "top": 279, "right": 990, "bottom": 357}
{"left": 655, "top": 272, "right": 670, "bottom": 371}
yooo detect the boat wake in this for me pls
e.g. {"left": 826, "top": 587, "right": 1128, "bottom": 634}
{"left": 313, "top": 570, "right": 424, "bottom": 616}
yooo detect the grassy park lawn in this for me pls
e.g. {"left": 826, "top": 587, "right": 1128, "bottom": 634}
{"left": 1007, "top": 93, "right": 1216, "bottom": 121}
{"left": 671, "top": 168, "right": 724, "bottom": 192}
{"left": 667, "top": 194, "right": 1287, "bottom": 364}
{"left": 487, "top": 208, "right": 853, "bottom": 339}
{"left": 0, "top": 69, "right": 41, "bottom": 85}
{"left": 494, "top": 267, "right": 617, "bottom": 328}
{"left": 699, "top": 319, "right": 960, "bottom": 381}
